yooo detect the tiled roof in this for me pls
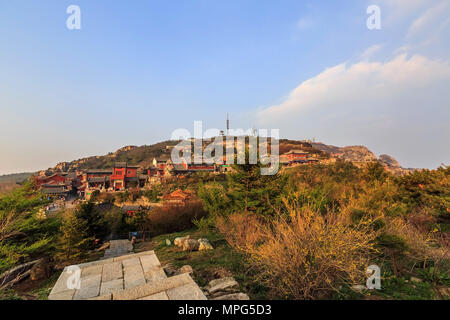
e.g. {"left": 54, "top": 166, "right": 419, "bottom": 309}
{"left": 284, "top": 150, "right": 309, "bottom": 155}
{"left": 86, "top": 169, "right": 113, "bottom": 174}
{"left": 42, "top": 186, "right": 68, "bottom": 194}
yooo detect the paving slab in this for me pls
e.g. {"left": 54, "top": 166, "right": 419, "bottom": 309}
{"left": 48, "top": 289, "right": 76, "bottom": 300}
{"left": 144, "top": 267, "right": 167, "bottom": 284}
{"left": 122, "top": 257, "right": 141, "bottom": 268}
{"left": 113, "top": 273, "right": 193, "bottom": 300}
{"left": 140, "top": 254, "right": 161, "bottom": 272}
{"left": 166, "top": 283, "right": 208, "bottom": 300}
{"left": 100, "top": 279, "right": 124, "bottom": 296}
{"left": 102, "top": 261, "right": 123, "bottom": 282}
{"left": 73, "top": 274, "right": 102, "bottom": 300}
{"left": 124, "top": 264, "right": 146, "bottom": 289}
{"left": 81, "top": 264, "right": 103, "bottom": 277}
{"left": 138, "top": 291, "right": 169, "bottom": 300}
{"left": 50, "top": 270, "right": 76, "bottom": 295}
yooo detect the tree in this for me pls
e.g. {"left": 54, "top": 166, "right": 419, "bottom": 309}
{"left": 198, "top": 182, "right": 230, "bottom": 216}
{"left": 363, "top": 161, "right": 388, "bottom": 183}
{"left": 226, "top": 160, "right": 286, "bottom": 217}
{"left": 0, "top": 183, "right": 59, "bottom": 273}
{"left": 74, "top": 202, "right": 106, "bottom": 239}
{"left": 126, "top": 210, "right": 151, "bottom": 241}
{"left": 56, "top": 212, "right": 91, "bottom": 262}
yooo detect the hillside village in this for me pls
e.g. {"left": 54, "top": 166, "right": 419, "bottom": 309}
{"left": 32, "top": 138, "right": 406, "bottom": 204}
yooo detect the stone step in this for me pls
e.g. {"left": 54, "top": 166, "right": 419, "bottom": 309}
{"left": 49, "top": 249, "right": 206, "bottom": 300}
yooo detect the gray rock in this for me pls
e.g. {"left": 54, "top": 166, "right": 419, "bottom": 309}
{"left": 182, "top": 239, "right": 200, "bottom": 251}
{"left": 205, "top": 277, "right": 239, "bottom": 294}
{"left": 209, "top": 287, "right": 240, "bottom": 298}
{"left": 212, "top": 293, "right": 250, "bottom": 300}
{"left": 174, "top": 235, "right": 190, "bottom": 247}
{"left": 198, "top": 238, "right": 214, "bottom": 251}
{"left": 178, "top": 265, "right": 194, "bottom": 275}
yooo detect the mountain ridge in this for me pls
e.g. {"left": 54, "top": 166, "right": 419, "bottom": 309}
{"left": 2, "top": 139, "right": 405, "bottom": 178}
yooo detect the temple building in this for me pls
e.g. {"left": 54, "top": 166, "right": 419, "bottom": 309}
{"left": 110, "top": 162, "right": 147, "bottom": 190}
{"left": 280, "top": 150, "right": 309, "bottom": 165}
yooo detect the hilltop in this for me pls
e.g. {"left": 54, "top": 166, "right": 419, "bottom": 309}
{"left": 36, "top": 138, "right": 406, "bottom": 176}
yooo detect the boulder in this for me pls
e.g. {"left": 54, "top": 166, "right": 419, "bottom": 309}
{"left": 30, "top": 258, "right": 52, "bottom": 281}
{"left": 174, "top": 235, "right": 190, "bottom": 247}
{"left": 205, "top": 277, "right": 239, "bottom": 294}
{"left": 198, "top": 238, "right": 214, "bottom": 251}
{"left": 165, "top": 239, "right": 172, "bottom": 246}
{"left": 178, "top": 265, "right": 194, "bottom": 275}
{"left": 182, "top": 239, "right": 200, "bottom": 252}
{"left": 212, "top": 293, "right": 250, "bottom": 300}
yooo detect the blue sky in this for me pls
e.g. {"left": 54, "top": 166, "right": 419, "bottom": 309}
{"left": 0, "top": 0, "right": 449, "bottom": 174}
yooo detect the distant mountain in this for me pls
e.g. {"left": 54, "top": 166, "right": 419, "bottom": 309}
{"left": 311, "top": 142, "right": 408, "bottom": 173}
{"left": 0, "top": 172, "right": 34, "bottom": 183}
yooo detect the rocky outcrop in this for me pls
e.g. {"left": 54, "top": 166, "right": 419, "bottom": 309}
{"left": 173, "top": 236, "right": 214, "bottom": 252}
{"left": 182, "top": 239, "right": 200, "bottom": 252}
{"left": 311, "top": 143, "right": 377, "bottom": 162}
{"left": 114, "top": 146, "right": 137, "bottom": 155}
{"left": 198, "top": 238, "right": 214, "bottom": 251}
{"left": 212, "top": 293, "right": 250, "bottom": 300}
{"left": 379, "top": 154, "right": 400, "bottom": 168}
{"left": 174, "top": 236, "right": 190, "bottom": 247}
{"left": 203, "top": 277, "right": 250, "bottom": 300}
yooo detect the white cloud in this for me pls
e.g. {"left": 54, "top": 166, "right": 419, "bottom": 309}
{"left": 257, "top": 54, "right": 450, "bottom": 121}
{"left": 407, "top": 1, "right": 450, "bottom": 38}
{"left": 255, "top": 54, "right": 450, "bottom": 168}
{"left": 361, "top": 44, "right": 384, "bottom": 60}
{"left": 373, "top": 0, "right": 430, "bottom": 25}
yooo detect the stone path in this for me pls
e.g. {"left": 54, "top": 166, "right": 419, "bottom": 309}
{"left": 48, "top": 240, "right": 206, "bottom": 300}
{"left": 103, "top": 239, "right": 133, "bottom": 259}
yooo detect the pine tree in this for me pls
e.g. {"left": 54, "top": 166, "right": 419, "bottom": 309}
{"left": 56, "top": 213, "right": 92, "bottom": 263}
{"left": 226, "top": 160, "right": 286, "bottom": 217}
{"left": 74, "top": 202, "right": 106, "bottom": 239}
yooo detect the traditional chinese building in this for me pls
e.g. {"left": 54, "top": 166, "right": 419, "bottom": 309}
{"left": 280, "top": 150, "right": 309, "bottom": 165}
{"left": 35, "top": 173, "right": 66, "bottom": 187}
{"left": 110, "top": 162, "right": 146, "bottom": 190}
{"left": 85, "top": 169, "right": 112, "bottom": 190}
{"left": 162, "top": 189, "right": 194, "bottom": 205}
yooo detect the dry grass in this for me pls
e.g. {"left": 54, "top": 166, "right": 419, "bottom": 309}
{"left": 217, "top": 206, "right": 377, "bottom": 299}
{"left": 147, "top": 201, "right": 207, "bottom": 236}
{"left": 0, "top": 182, "right": 19, "bottom": 196}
